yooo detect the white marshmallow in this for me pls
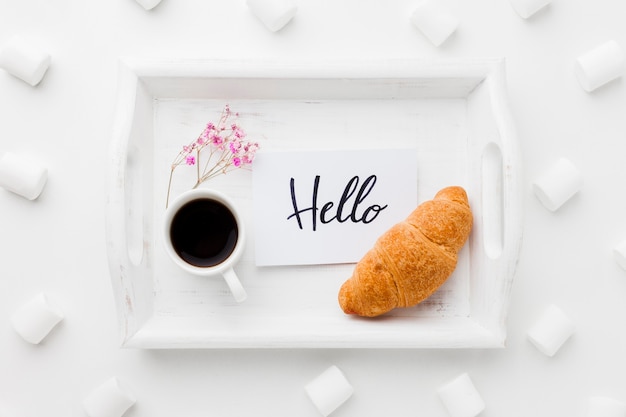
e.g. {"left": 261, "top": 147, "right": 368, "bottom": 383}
{"left": 586, "top": 397, "right": 626, "bottom": 417}
{"left": 11, "top": 293, "right": 64, "bottom": 344}
{"left": 0, "top": 36, "right": 51, "bottom": 86}
{"left": 575, "top": 40, "right": 626, "bottom": 92}
{"left": 410, "top": 1, "right": 459, "bottom": 47}
{"left": 305, "top": 365, "right": 353, "bottom": 417}
{"left": 0, "top": 152, "right": 48, "bottom": 200}
{"left": 437, "top": 373, "right": 485, "bottom": 417}
{"left": 613, "top": 240, "right": 626, "bottom": 270}
{"left": 532, "top": 157, "right": 582, "bottom": 212}
{"left": 508, "top": 0, "right": 551, "bottom": 19}
{"left": 83, "top": 378, "right": 136, "bottom": 417}
{"left": 527, "top": 305, "right": 575, "bottom": 356}
{"left": 247, "top": 0, "right": 297, "bottom": 32}
{"left": 134, "top": 0, "right": 162, "bottom": 10}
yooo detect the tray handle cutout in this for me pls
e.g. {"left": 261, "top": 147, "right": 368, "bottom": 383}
{"left": 481, "top": 142, "right": 503, "bottom": 259}
{"left": 124, "top": 145, "right": 143, "bottom": 266}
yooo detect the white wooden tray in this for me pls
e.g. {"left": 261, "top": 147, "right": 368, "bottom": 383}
{"left": 106, "top": 58, "right": 523, "bottom": 349}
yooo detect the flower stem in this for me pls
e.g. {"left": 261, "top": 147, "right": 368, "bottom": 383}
{"left": 165, "top": 167, "right": 175, "bottom": 209}
{"left": 196, "top": 148, "right": 200, "bottom": 186}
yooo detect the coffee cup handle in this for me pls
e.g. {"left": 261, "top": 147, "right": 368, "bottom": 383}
{"left": 222, "top": 268, "right": 247, "bottom": 303}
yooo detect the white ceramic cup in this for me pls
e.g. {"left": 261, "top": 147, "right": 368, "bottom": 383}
{"left": 163, "top": 189, "right": 247, "bottom": 302}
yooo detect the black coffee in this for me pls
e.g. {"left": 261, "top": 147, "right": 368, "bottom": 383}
{"left": 169, "top": 198, "right": 238, "bottom": 267}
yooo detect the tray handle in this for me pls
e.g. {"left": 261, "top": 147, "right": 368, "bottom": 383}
{"left": 481, "top": 59, "right": 523, "bottom": 268}
{"left": 481, "top": 142, "right": 504, "bottom": 259}
{"left": 105, "top": 61, "right": 144, "bottom": 343}
{"left": 106, "top": 64, "right": 141, "bottom": 270}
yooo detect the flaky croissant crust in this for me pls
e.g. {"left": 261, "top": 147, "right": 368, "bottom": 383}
{"left": 338, "top": 186, "right": 473, "bottom": 317}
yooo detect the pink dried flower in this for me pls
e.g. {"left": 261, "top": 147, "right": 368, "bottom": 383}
{"left": 245, "top": 142, "right": 259, "bottom": 153}
{"left": 166, "top": 105, "right": 261, "bottom": 208}
{"left": 211, "top": 134, "right": 224, "bottom": 147}
{"left": 229, "top": 139, "right": 242, "bottom": 154}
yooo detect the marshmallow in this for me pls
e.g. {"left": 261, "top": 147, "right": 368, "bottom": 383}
{"left": 527, "top": 305, "right": 575, "bottom": 356}
{"left": 134, "top": 0, "right": 162, "bottom": 10}
{"left": 247, "top": 0, "right": 297, "bottom": 32}
{"left": 410, "top": 1, "right": 459, "bottom": 47}
{"left": 305, "top": 365, "right": 353, "bottom": 417}
{"left": 508, "top": 0, "right": 551, "bottom": 19}
{"left": 575, "top": 40, "right": 626, "bottom": 92}
{"left": 532, "top": 157, "right": 582, "bottom": 212}
{"left": 586, "top": 397, "right": 626, "bottom": 417}
{"left": 613, "top": 239, "right": 626, "bottom": 270}
{"left": 83, "top": 378, "right": 136, "bottom": 417}
{"left": 0, "top": 36, "right": 51, "bottom": 86}
{"left": 0, "top": 152, "right": 48, "bottom": 200}
{"left": 11, "top": 293, "right": 64, "bottom": 344}
{"left": 437, "top": 373, "right": 485, "bottom": 417}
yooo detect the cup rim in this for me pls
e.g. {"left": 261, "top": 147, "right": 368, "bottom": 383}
{"left": 163, "top": 188, "right": 245, "bottom": 275}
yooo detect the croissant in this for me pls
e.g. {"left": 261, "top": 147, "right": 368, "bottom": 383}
{"left": 338, "top": 186, "right": 473, "bottom": 317}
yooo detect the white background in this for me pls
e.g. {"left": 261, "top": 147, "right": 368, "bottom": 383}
{"left": 1, "top": 0, "right": 626, "bottom": 416}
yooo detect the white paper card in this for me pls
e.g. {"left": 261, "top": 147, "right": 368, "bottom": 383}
{"left": 253, "top": 149, "right": 418, "bottom": 266}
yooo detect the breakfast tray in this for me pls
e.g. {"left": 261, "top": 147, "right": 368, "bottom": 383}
{"left": 106, "top": 58, "right": 522, "bottom": 348}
